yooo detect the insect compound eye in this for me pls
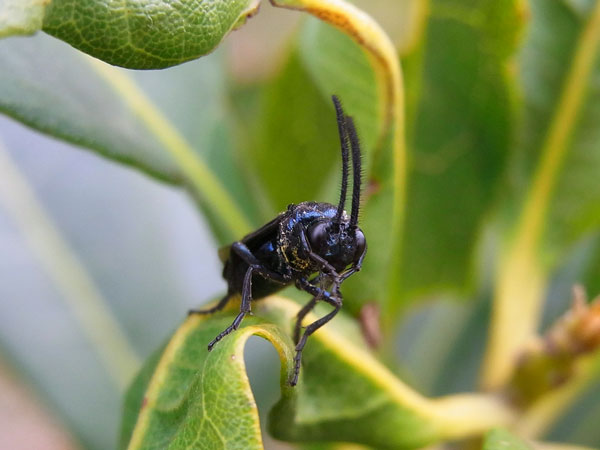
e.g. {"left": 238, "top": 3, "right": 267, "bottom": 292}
{"left": 307, "top": 222, "right": 331, "bottom": 255}
{"left": 353, "top": 228, "right": 366, "bottom": 260}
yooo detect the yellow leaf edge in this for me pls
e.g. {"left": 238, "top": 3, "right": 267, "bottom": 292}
{"left": 126, "top": 295, "right": 516, "bottom": 448}
{"left": 126, "top": 306, "right": 293, "bottom": 449}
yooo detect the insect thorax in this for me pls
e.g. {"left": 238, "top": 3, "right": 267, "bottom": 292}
{"left": 278, "top": 201, "right": 348, "bottom": 272}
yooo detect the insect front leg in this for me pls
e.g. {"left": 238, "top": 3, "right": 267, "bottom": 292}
{"left": 290, "top": 276, "right": 342, "bottom": 386}
{"left": 297, "top": 225, "right": 341, "bottom": 281}
{"left": 290, "top": 290, "right": 342, "bottom": 386}
{"left": 292, "top": 275, "right": 330, "bottom": 343}
{"left": 340, "top": 241, "right": 367, "bottom": 283}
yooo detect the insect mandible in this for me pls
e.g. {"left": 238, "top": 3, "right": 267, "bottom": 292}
{"left": 189, "top": 95, "right": 367, "bottom": 386}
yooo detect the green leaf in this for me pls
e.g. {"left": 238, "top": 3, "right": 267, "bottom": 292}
{"left": 482, "top": 0, "right": 600, "bottom": 389}
{"left": 122, "top": 296, "right": 514, "bottom": 449}
{"left": 121, "top": 308, "right": 292, "bottom": 449}
{"left": 483, "top": 429, "right": 533, "bottom": 450}
{"left": 120, "top": 297, "right": 292, "bottom": 449}
{"left": 0, "top": 0, "right": 48, "bottom": 37}
{"left": 293, "top": 17, "right": 398, "bottom": 311}
{"left": 298, "top": 18, "right": 383, "bottom": 177}
{"left": 343, "top": 132, "right": 397, "bottom": 311}
{"left": 398, "top": 0, "right": 523, "bottom": 303}
{"left": 0, "top": 35, "right": 174, "bottom": 182}
{"left": 289, "top": 1, "right": 524, "bottom": 315}
{"left": 581, "top": 233, "right": 600, "bottom": 296}
{"left": 245, "top": 48, "right": 340, "bottom": 215}
{"left": 121, "top": 316, "right": 291, "bottom": 449}
{"left": 42, "top": 0, "right": 260, "bottom": 69}
{"left": 530, "top": 1, "right": 600, "bottom": 262}
{"left": 265, "top": 297, "right": 514, "bottom": 448}
{"left": 0, "top": 33, "right": 255, "bottom": 242}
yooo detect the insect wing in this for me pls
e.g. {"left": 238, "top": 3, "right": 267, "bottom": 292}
{"left": 217, "top": 211, "right": 288, "bottom": 264}
{"left": 241, "top": 211, "right": 288, "bottom": 248}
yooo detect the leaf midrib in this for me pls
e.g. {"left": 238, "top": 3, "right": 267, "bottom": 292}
{"left": 516, "top": 0, "right": 600, "bottom": 253}
{"left": 482, "top": 0, "right": 600, "bottom": 391}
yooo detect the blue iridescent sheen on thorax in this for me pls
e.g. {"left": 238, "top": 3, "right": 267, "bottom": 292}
{"left": 283, "top": 201, "right": 339, "bottom": 232}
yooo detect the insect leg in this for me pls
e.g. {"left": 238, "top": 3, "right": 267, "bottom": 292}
{"left": 207, "top": 266, "right": 254, "bottom": 351}
{"left": 293, "top": 296, "right": 318, "bottom": 345}
{"left": 290, "top": 293, "right": 342, "bottom": 386}
{"left": 340, "top": 243, "right": 367, "bottom": 283}
{"left": 188, "top": 292, "right": 232, "bottom": 316}
{"left": 297, "top": 226, "right": 339, "bottom": 279}
{"left": 292, "top": 276, "right": 327, "bottom": 344}
{"left": 231, "top": 241, "right": 291, "bottom": 283}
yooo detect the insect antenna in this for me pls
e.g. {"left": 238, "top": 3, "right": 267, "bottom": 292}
{"left": 345, "top": 115, "right": 362, "bottom": 229}
{"left": 332, "top": 95, "right": 350, "bottom": 228}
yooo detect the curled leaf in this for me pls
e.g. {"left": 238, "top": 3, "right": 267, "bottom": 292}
{"left": 121, "top": 306, "right": 293, "bottom": 450}
{"left": 122, "top": 296, "right": 515, "bottom": 449}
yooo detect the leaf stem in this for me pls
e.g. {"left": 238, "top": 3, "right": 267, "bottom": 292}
{"left": 0, "top": 138, "right": 140, "bottom": 390}
{"left": 481, "top": 0, "right": 600, "bottom": 390}
{"left": 85, "top": 57, "right": 253, "bottom": 241}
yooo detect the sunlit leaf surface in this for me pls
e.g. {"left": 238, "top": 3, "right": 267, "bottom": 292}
{"left": 122, "top": 297, "right": 513, "bottom": 449}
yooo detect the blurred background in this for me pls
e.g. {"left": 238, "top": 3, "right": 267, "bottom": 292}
{"left": 0, "top": 4, "right": 290, "bottom": 448}
{"left": 2, "top": 0, "right": 600, "bottom": 449}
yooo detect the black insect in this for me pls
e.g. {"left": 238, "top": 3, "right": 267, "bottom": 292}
{"left": 189, "top": 95, "right": 366, "bottom": 386}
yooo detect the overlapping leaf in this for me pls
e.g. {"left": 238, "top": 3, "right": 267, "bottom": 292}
{"left": 398, "top": 0, "right": 523, "bottom": 304}
{"left": 41, "top": 0, "right": 259, "bottom": 69}
{"left": 244, "top": 48, "right": 340, "bottom": 216}
{"left": 121, "top": 306, "right": 291, "bottom": 450}
{"left": 297, "top": 18, "right": 382, "bottom": 175}
{"left": 122, "top": 296, "right": 514, "bottom": 449}
{"left": 482, "top": 0, "right": 600, "bottom": 389}
{"left": 294, "top": 17, "right": 399, "bottom": 311}
{"left": 512, "top": 0, "right": 600, "bottom": 263}
{"left": 285, "top": 0, "right": 524, "bottom": 315}
{"left": 0, "top": 33, "right": 257, "bottom": 242}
